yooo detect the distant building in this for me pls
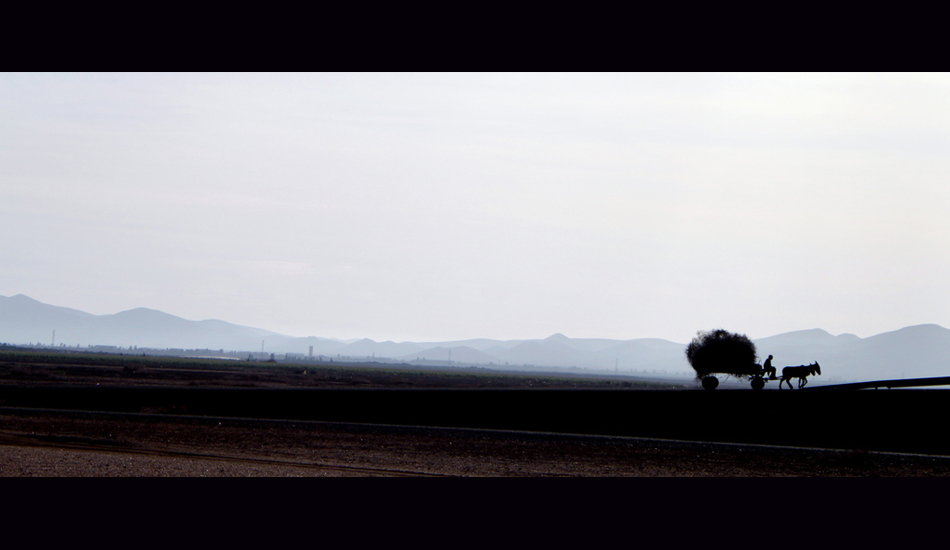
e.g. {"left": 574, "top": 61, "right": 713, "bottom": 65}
{"left": 89, "top": 345, "right": 120, "bottom": 351}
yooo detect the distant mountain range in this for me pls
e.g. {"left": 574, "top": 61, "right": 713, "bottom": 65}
{"left": 2, "top": 293, "right": 949, "bottom": 382}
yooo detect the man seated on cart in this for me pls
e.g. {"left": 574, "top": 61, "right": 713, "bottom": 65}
{"left": 762, "top": 355, "right": 777, "bottom": 380}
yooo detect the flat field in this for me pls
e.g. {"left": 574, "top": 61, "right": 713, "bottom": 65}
{"left": 0, "top": 348, "right": 683, "bottom": 389}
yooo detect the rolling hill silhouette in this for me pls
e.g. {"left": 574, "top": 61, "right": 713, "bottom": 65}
{"left": 3, "top": 294, "right": 949, "bottom": 381}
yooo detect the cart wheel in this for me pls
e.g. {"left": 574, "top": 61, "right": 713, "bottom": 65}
{"left": 702, "top": 376, "right": 719, "bottom": 391}
{"left": 751, "top": 377, "right": 765, "bottom": 391}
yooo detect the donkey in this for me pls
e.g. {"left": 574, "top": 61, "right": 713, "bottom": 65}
{"left": 779, "top": 362, "right": 821, "bottom": 390}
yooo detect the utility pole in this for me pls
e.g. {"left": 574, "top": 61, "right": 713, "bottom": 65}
{"left": 52, "top": 330, "right": 56, "bottom": 347}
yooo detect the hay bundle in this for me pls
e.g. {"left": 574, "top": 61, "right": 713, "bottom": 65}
{"left": 685, "top": 329, "right": 758, "bottom": 379}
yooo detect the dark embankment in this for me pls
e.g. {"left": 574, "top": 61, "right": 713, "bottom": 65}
{"left": 1, "top": 386, "right": 949, "bottom": 455}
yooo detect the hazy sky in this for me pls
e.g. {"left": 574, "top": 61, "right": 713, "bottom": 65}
{"left": 3, "top": 73, "right": 950, "bottom": 343}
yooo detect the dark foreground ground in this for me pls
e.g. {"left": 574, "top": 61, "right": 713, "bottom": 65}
{"left": 4, "top": 408, "right": 950, "bottom": 477}
{"left": 3, "top": 349, "right": 950, "bottom": 476}
{"left": 4, "top": 386, "right": 950, "bottom": 454}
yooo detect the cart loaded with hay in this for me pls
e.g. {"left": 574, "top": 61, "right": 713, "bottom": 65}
{"left": 686, "top": 329, "right": 770, "bottom": 390}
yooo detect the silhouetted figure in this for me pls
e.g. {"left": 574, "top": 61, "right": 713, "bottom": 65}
{"left": 762, "top": 355, "right": 777, "bottom": 380}
{"left": 779, "top": 362, "right": 821, "bottom": 390}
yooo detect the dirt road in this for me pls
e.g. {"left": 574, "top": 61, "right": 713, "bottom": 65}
{"left": 3, "top": 408, "right": 949, "bottom": 476}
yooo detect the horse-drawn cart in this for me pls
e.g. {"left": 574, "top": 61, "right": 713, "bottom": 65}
{"left": 687, "top": 329, "right": 821, "bottom": 390}
{"left": 700, "top": 362, "right": 821, "bottom": 390}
